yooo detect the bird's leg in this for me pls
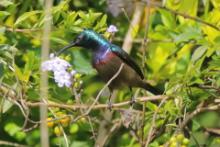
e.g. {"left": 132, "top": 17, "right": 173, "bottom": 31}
{"left": 129, "top": 87, "right": 136, "bottom": 106}
{"left": 107, "top": 89, "right": 113, "bottom": 111}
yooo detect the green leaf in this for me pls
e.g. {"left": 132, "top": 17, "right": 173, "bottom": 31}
{"left": 0, "top": 99, "right": 13, "bottom": 113}
{"left": 211, "top": 0, "right": 220, "bottom": 8}
{"left": 0, "top": 11, "right": 10, "bottom": 21}
{"left": 70, "top": 141, "right": 90, "bottom": 147}
{"left": 179, "top": 0, "right": 198, "bottom": 16}
{"left": 0, "top": 63, "right": 3, "bottom": 78}
{"left": 94, "top": 14, "right": 107, "bottom": 31}
{"left": 14, "top": 51, "right": 38, "bottom": 83}
{"left": 172, "top": 25, "right": 202, "bottom": 44}
{"left": 71, "top": 50, "right": 95, "bottom": 74}
{"left": 65, "top": 11, "right": 78, "bottom": 27}
{"left": 4, "top": 122, "right": 26, "bottom": 141}
{"left": 50, "top": 37, "right": 69, "bottom": 45}
{"left": 197, "top": 111, "right": 220, "bottom": 128}
{"left": 191, "top": 46, "right": 207, "bottom": 63}
{"left": 69, "top": 124, "right": 79, "bottom": 134}
{"left": 4, "top": 122, "right": 21, "bottom": 136}
{"left": 22, "top": 51, "right": 39, "bottom": 82}
{"left": 192, "top": 120, "right": 201, "bottom": 131}
{"left": 0, "top": 0, "right": 13, "bottom": 7}
{"left": 14, "top": 64, "right": 24, "bottom": 82}
{"left": 14, "top": 11, "right": 41, "bottom": 27}
{"left": 146, "top": 101, "right": 158, "bottom": 111}
{"left": 159, "top": 9, "right": 176, "bottom": 29}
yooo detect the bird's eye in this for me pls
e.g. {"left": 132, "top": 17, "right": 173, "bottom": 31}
{"left": 77, "top": 34, "right": 83, "bottom": 41}
{"left": 75, "top": 35, "right": 83, "bottom": 44}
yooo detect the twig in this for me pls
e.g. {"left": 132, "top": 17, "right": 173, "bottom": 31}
{"left": 145, "top": 97, "right": 168, "bottom": 146}
{"left": 0, "top": 140, "right": 28, "bottom": 147}
{"left": 57, "top": 64, "right": 125, "bottom": 126}
{"left": 44, "top": 99, "right": 69, "bottom": 147}
{"left": 179, "top": 104, "right": 220, "bottom": 130}
{"left": 85, "top": 63, "right": 124, "bottom": 115}
{"left": 141, "top": 102, "right": 146, "bottom": 147}
{"left": 26, "top": 95, "right": 167, "bottom": 110}
{"left": 122, "top": 2, "right": 144, "bottom": 53}
{"left": 205, "top": 128, "right": 220, "bottom": 135}
{"left": 129, "top": 126, "right": 142, "bottom": 144}
{"left": 40, "top": 0, "right": 53, "bottom": 146}
{"left": 141, "top": 0, "right": 151, "bottom": 69}
{"left": 113, "top": 37, "right": 172, "bottom": 43}
{"left": 87, "top": 116, "right": 97, "bottom": 140}
{"left": 141, "top": 0, "right": 220, "bottom": 32}
{"left": 0, "top": 83, "right": 167, "bottom": 109}
{"left": 101, "top": 121, "right": 121, "bottom": 146}
{"left": 72, "top": 85, "right": 97, "bottom": 141}
{"left": 23, "top": 124, "right": 39, "bottom": 132}
{"left": 95, "top": 91, "right": 117, "bottom": 147}
{"left": 141, "top": 0, "right": 151, "bottom": 146}
{"left": 6, "top": 27, "right": 41, "bottom": 33}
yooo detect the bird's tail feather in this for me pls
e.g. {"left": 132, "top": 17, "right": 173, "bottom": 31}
{"left": 140, "top": 82, "right": 162, "bottom": 95}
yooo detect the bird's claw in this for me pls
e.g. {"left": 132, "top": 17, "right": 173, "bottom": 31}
{"left": 130, "top": 96, "right": 136, "bottom": 107}
{"left": 107, "top": 101, "right": 113, "bottom": 111}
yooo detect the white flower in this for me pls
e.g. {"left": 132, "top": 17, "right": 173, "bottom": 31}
{"left": 41, "top": 57, "right": 70, "bottom": 72}
{"left": 107, "top": 25, "right": 118, "bottom": 33}
{"left": 41, "top": 55, "right": 76, "bottom": 88}
{"left": 70, "top": 70, "right": 77, "bottom": 76}
{"left": 53, "top": 69, "right": 71, "bottom": 88}
{"left": 49, "top": 53, "right": 55, "bottom": 58}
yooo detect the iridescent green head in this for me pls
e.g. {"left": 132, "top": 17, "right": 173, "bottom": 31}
{"left": 57, "top": 29, "right": 107, "bottom": 55}
{"left": 74, "top": 29, "right": 107, "bottom": 48}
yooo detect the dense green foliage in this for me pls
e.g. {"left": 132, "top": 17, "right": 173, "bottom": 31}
{"left": 0, "top": 0, "right": 220, "bottom": 147}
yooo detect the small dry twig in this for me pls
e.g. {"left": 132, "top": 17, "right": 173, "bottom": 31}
{"left": 145, "top": 97, "right": 168, "bottom": 146}
{"left": 0, "top": 140, "right": 28, "bottom": 147}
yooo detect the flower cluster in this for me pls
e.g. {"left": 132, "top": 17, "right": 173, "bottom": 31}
{"left": 41, "top": 54, "right": 76, "bottom": 88}
{"left": 107, "top": 25, "right": 118, "bottom": 33}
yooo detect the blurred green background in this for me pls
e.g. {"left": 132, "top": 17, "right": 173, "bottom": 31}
{"left": 0, "top": 0, "right": 220, "bottom": 146}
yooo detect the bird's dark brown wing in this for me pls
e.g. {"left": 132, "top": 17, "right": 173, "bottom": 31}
{"left": 110, "top": 44, "right": 144, "bottom": 79}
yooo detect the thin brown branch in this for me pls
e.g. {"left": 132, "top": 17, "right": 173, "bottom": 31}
{"left": 95, "top": 92, "right": 118, "bottom": 147}
{"left": 122, "top": 2, "right": 144, "bottom": 53}
{"left": 179, "top": 104, "right": 220, "bottom": 130}
{"left": 85, "top": 63, "right": 124, "bottom": 114}
{"left": 0, "top": 140, "right": 28, "bottom": 147}
{"left": 145, "top": 97, "right": 168, "bottom": 146}
{"left": 26, "top": 95, "right": 167, "bottom": 110}
{"left": 141, "top": 0, "right": 151, "bottom": 69}
{"left": 141, "top": 0, "right": 220, "bottom": 32}
{"left": 5, "top": 27, "right": 41, "bottom": 33}
{"left": 141, "top": 0, "right": 151, "bottom": 146}
{"left": 0, "top": 83, "right": 167, "bottom": 110}
{"left": 114, "top": 37, "right": 172, "bottom": 43}
{"left": 101, "top": 121, "right": 121, "bottom": 146}
{"left": 205, "top": 128, "right": 220, "bottom": 135}
{"left": 40, "top": 0, "right": 53, "bottom": 146}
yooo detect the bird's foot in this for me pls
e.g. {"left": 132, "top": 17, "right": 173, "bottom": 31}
{"left": 129, "top": 96, "right": 136, "bottom": 107}
{"left": 107, "top": 101, "right": 113, "bottom": 111}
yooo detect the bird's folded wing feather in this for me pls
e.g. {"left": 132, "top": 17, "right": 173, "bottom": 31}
{"left": 110, "top": 44, "right": 144, "bottom": 79}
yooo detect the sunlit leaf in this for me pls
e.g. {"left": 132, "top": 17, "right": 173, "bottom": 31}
{"left": 0, "top": 99, "right": 13, "bottom": 113}
{"left": 191, "top": 46, "right": 207, "bottom": 63}
{"left": 0, "top": 11, "right": 10, "bottom": 21}
{"left": 159, "top": 9, "right": 176, "bottom": 29}
{"left": 0, "top": 0, "right": 13, "bottom": 7}
{"left": 14, "top": 11, "right": 42, "bottom": 27}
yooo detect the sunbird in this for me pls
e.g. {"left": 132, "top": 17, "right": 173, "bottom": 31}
{"left": 58, "top": 29, "right": 160, "bottom": 108}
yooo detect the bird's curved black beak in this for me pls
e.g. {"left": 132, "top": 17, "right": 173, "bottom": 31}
{"left": 56, "top": 41, "right": 76, "bottom": 56}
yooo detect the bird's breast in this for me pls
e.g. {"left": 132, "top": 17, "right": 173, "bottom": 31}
{"left": 92, "top": 49, "right": 116, "bottom": 66}
{"left": 92, "top": 50, "right": 126, "bottom": 89}
{"left": 91, "top": 48, "right": 144, "bottom": 90}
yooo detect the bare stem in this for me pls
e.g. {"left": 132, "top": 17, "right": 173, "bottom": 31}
{"left": 40, "top": 0, "right": 53, "bottom": 147}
